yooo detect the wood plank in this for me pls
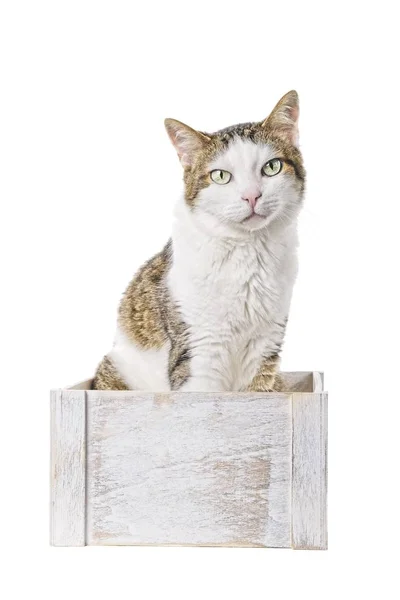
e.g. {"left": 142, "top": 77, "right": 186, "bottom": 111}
{"left": 50, "top": 389, "right": 86, "bottom": 546}
{"left": 312, "top": 372, "right": 324, "bottom": 392}
{"left": 86, "top": 391, "right": 292, "bottom": 547}
{"left": 66, "top": 372, "right": 318, "bottom": 393}
{"left": 291, "top": 392, "right": 328, "bottom": 549}
{"left": 68, "top": 379, "right": 92, "bottom": 390}
{"left": 281, "top": 372, "right": 314, "bottom": 392}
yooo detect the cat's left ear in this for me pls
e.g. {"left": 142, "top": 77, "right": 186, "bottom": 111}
{"left": 262, "top": 90, "right": 299, "bottom": 147}
{"left": 164, "top": 119, "right": 211, "bottom": 167}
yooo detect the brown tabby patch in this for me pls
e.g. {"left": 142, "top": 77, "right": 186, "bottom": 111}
{"left": 108, "top": 241, "right": 191, "bottom": 389}
{"left": 247, "top": 354, "right": 281, "bottom": 392}
{"left": 118, "top": 244, "right": 171, "bottom": 350}
{"left": 92, "top": 356, "right": 129, "bottom": 390}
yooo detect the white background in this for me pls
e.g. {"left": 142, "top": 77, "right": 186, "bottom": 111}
{"left": 1, "top": 0, "right": 399, "bottom": 597}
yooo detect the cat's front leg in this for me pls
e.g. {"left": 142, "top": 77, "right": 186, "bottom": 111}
{"left": 92, "top": 355, "right": 130, "bottom": 390}
{"left": 247, "top": 317, "right": 288, "bottom": 392}
{"left": 169, "top": 341, "right": 227, "bottom": 392}
{"left": 178, "top": 376, "right": 226, "bottom": 392}
{"left": 246, "top": 354, "right": 280, "bottom": 392}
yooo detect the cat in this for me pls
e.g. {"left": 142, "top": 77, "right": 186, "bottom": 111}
{"left": 93, "top": 90, "right": 305, "bottom": 392}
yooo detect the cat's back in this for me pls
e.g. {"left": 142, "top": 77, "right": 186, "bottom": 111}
{"left": 93, "top": 243, "right": 173, "bottom": 391}
{"left": 118, "top": 242, "right": 172, "bottom": 349}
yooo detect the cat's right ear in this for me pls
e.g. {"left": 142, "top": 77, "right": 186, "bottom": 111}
{"left": 261, "top": 90, "right": 300, "bottom": 147}
{"left": 164, "top": 119, "right": 211, "bottom": 167}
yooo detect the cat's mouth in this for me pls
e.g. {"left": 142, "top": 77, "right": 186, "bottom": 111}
{"left": 241, "top": 212, "right": 266, "bottom": 223}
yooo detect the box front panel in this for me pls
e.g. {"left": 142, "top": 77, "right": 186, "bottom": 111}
{"left": 86, "top": 392, "right": 292, "bottom": 547}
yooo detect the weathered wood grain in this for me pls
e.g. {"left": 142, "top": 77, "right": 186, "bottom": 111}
{"left": 50, "top": 389, "right": 86, "bottom": 546}
{"left": 51, "top": 372, "right": 327, "bottom": 549}
{"left": 69, "top": 379, "right": 92, "bottom": 390}
{"left": 86, "top": 392, "right": 292, "bottom": 547}
{"left": 291, "top": 392, "right": 328, "bottom": 549}
{"left": 68, "top": 372, "right": 316, "bottom": 393}
{"left": 312, "top": 372, "right": 324, "bottom": 393}
{"left": 281, "top": 372, "right": 314, "bottom": 392}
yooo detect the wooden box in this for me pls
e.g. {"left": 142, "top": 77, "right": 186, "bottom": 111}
{"left": 50, "top": 372, "right": 327, "bottom": 549}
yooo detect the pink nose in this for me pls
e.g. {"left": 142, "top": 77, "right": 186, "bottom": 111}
{"left": 242, "top": 191, "right": 261, "bottom": 210}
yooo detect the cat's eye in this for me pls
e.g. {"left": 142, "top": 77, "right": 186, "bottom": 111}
{"left": 262, "top": 159, "right": 283, "bottom": 177}
{"left": 210, "top": 169, "right": 232, "bottom": 185}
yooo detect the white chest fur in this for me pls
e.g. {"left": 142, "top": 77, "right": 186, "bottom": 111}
{"left": 168, "top": 205, "right": 299, "bottom": 391}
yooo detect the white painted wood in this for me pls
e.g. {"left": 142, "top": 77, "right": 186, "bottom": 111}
{"left": 66, "top": 372, "right": 320, "bottom": 393}
{"left": 281, "top": 372, "right": 314, "bottom": 392}
{"left": 291, "top": 392, "right": 328, "bottom": 549}
{"left": 50, "top": 372, "right": 327, "bottom": 549}
{"left": 68, "top": 379, "right": 92, "bottom": 390}
{"left": 86, "top": 392, "right": 292, "bottom": 547}
{"left": 50, "top": 389, "right": 86, "bottom": 546}
{"left": 312, "top": 372, "right": 324, "bottom": 392}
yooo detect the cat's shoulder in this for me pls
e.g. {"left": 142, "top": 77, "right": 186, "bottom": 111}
{"left": 118, "top": 241, "right": 172, "bottom": 349}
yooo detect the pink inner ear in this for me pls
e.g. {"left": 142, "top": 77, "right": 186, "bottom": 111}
{"left": 166, "top": 125, "right": 191, "bottom": 165}
{"left": 290, "top": 104, "right": 299, "bottom": 124}
{"left": 262, "top": 91, "right": 300, "bottom": 145}
{"left": 268, "top": 105, "right": 299, "bottom": 146}
{"left": 283, "top": 125, "right": 299, "bottom": 147}
{"left": 176, "top": 133, "right": 194, "bottom": 166}
{"left": 285, "top": 107, "right": 299, "bottom": 145}
{"left": 166, "top": 118, "right": 212, "bottom": 167}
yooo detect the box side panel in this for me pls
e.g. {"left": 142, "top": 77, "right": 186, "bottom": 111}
{"left": 64, "top": 372, "right": 322, "bottom": 393}
{"left": 86, "top": 392, "right": 292, "bottom": 548}
{"left": 312, "top": 372, "right": 324, "bottom": 392}
{"left": 280, "top": 372, "right": 314, "bottom": 392}
{"left": 291, "top": 392, "right": 328, "bottom": 549}
{"left": 68, "top": 379, "right": 93, "bottom": 390}
{"left": 50, "top": 390, "right": 86, "bottom": 546}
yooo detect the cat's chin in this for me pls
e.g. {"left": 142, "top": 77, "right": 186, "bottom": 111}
{"left": 239, "top": 213, "right": 269, "bottom": 231}
{"left": 187, "top": 205, "right": 274, "bottom": 239}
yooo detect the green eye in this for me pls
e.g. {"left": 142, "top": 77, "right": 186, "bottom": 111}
{"left": 210, "top": 169, "right": 232, "bottom": 185}
{"left": 262, "top": 158, "right": 282, "bottom": 177}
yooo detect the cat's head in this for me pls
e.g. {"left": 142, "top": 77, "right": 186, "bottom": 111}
{"left": 165, "top": 91, "right": 305, "bottom": 235}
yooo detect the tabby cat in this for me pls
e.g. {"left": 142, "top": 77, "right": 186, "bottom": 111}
{"left": 93, "top": 90, "right": 305, "bottom": 392}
